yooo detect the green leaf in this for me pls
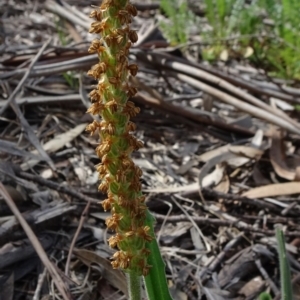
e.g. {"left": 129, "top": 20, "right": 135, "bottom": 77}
{"left": 144, "top": 210, "right": 173, "bottom": 300}
{"left": 259, "top": 292, "right": 272, "bottom": 300}
{"left": 276, "top": 227, "right": 293, "bottom": 300}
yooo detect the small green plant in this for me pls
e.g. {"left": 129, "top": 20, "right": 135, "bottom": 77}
{"left": 204, "top": 0, "right": 236, "bottom": 38}
{"left": 259, "top": 227, "right": 293, "bottom": 300}
{"left": 202, "top": 0, "right": 300, "bottom": 79}
{"left": 259, "top": 292, "right": 272, "bottom": 300}
{"left": 159, "top": 0, "right": 300, "bottom": 80}
{"left": 159, "top": 0, "right": 194, "bottom": 45}
{"left": 256, "top": 0, "right": 300, "bottom": 79}
{"left": 62, "top": 72, "right": 77, "bottom": 89}
{"left": 55, "top": 18, "right": 78, "bottom": 89}
{"left": 276, "top": 227, "right": 293, "bottom": 300}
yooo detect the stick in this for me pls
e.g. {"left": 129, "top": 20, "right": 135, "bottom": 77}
{"left": 0, "top": 182, "right": 72, "bottom": 300}
{"left": 65, "top": 200, "right": 91, "bottom": 276}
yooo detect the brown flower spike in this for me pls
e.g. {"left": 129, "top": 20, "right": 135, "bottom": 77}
{"left": 87, "top": 0, "right": 152, "bottom": 276}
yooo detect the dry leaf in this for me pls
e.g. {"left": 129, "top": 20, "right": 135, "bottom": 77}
{"left": 270, "top": 98, "right": 294, "bottom": 111}
{"left": 144, "top": 165, "right": 225, "bottom": 194}
{"left": 228, "top": 145, "right": 263, "bottom": 167}
{"left": 202, "top": 164, "right": 225, "bottom": 187}
{"left": 270, "top": 129, "right": 299, "bottom": 181}
{"left": 21, "top": 123, "right": 87, "bottom": 170}
{"left": 198, "top": 145, "right": 230, "bottom": 162}
{"left": 214, "top": 174, "right": 230, "bottom": 194}
{"left": 199, "top": 145, "right": 263, "bottom": 167}
{"left": 238, "top": 276, "right": 264, "bottom": 298}
{"left": 73, "top": 248, "right": 127, "bottom": 297}
{"left": 244, "top": 46, "right": 254, "bottom": 58}
{"left": 159, "top": 222, "right": 192, "bottom": 244}
{"left": 144, "top": 183, "right": 198, "bottom": 193}
{"left": 220, "top": 49, "right": 229, "bottom": 61}
{"left": 199, "top": 148, "right": 262, "bottom": 191}
{"left": 242, "top": 182, "right": 300, "bottom": 198}
{"left": 169, "top": 286, "right": 188, "bottom": 300}
{"left": 36, "top": 123, "right": 87, "bottom": 154}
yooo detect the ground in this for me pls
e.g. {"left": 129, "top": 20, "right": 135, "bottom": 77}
{"left": 0, "top": 1, "right": 300, "bottom": 299}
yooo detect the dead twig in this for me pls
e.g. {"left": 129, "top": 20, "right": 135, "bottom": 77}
{"left": 45, "top": 0, "right": 90, "bottom": 30}
{"left": 15, "top": 170, "right": 100, "bottom": 204}
{"left": 135, "top": 50, "right": 300, "bottom": 104}
{"left": 173, "top": 72, "right": 300, "bottom": 135}
{"left": 0, "top": 37, "right": 56, "bottom": 170}
{"left": 0, "top": 38, "right": 52, "bottom": 115}
{"left": 151, "top": 212, "right": 300, "bottom": 237}
{"left": 0, "top": 182, "right": 72, "bottom": 300}
{"left": 65, "top": 200, "right": 91, "bottom": 276}
{"left": 33, "top": 267, "right": 47, "bottom": 300}
{"left": 255, "top": 258, "right": 279, "bottom": 295}
{"left": 134, "top": 92, "right": 254, "bottom": 136}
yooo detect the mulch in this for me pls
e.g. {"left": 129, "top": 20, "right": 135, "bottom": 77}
{"left": 1, "top": 1, "right": 300, "bottom": 299}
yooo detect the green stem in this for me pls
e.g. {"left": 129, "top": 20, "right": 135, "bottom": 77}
{"left": 127, "top": 272, "right": 142, "bottom": 300}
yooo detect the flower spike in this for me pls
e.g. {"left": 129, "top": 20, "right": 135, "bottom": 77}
{"left": 87, "top": 0, "right": 151, "bottom": 276}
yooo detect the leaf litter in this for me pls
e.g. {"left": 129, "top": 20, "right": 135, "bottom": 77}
{"left": 1, "top": 1, "right": 300, "bottom": 299}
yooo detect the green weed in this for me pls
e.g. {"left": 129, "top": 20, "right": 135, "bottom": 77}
{"left": 258, "top": 292, "right": 272, "bottom": 300}
{"left": 159, "top": 0, "right": 194, "bottom": 45}
{"left": 55, "top": 18, "right": 78, "bottom": 89}
{"left": 158, "top": 0, "right": 300, "bottom": 80}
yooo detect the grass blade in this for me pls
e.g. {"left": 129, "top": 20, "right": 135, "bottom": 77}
{"left": 144, "top": 210, "right": 173, "bottom": 300}
{"left": 276, "top": 227, "right": 293, "bottom": 300}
